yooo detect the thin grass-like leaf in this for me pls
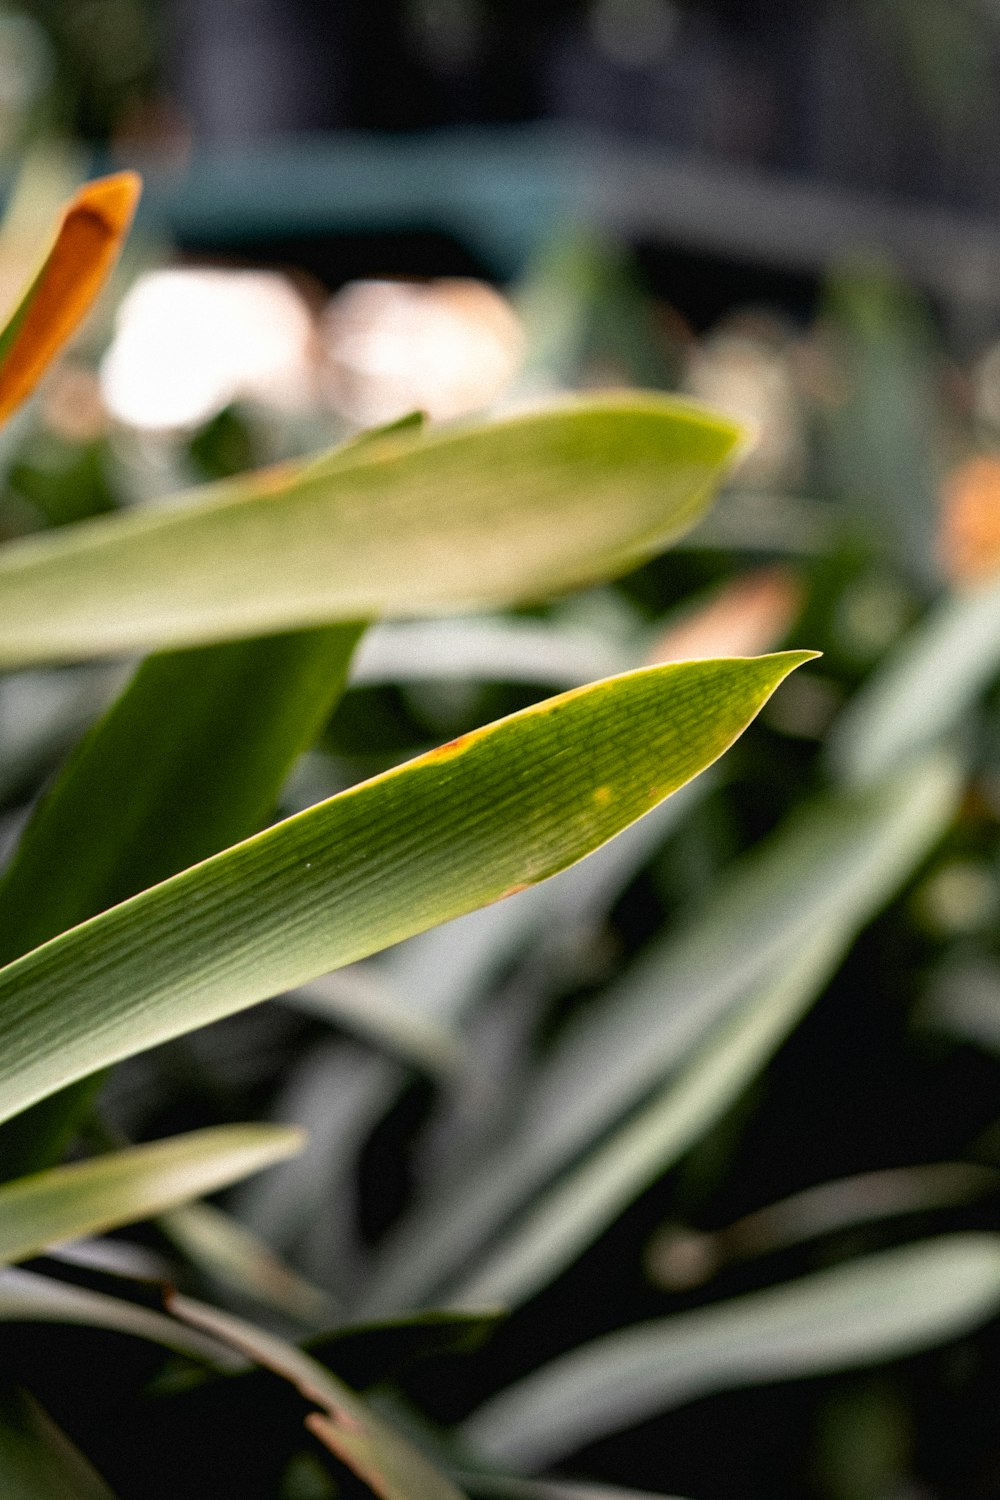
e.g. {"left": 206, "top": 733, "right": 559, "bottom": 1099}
{"left": 0, "top": 1266, "right": 240, "bottom": 1368}
{"left": 828, "top": 576, "right": 1000, "bottom": 786}
{"left": 443, "top": 920, "right": 849, "bottom": 1308}
{"left": 159, "top": 1200, "right": 338, "bottom": 1327}
{"left": 0, "top": 1124, "right": 304, "bottom": 1265}
{"left": 168, "top": 1291, "right": 465, "bottom": 1500}
{"left": 0, "top": 396, "right": 742, "bottom": 666}
{"left": 362, "top": 755, "right": 957, "bottom": 1315}
{"left": 0, "top": 654, "right": 809, "bottom": 1129}
{"left": 462, "top": 1236, "right": 1000, "bottom": 1470}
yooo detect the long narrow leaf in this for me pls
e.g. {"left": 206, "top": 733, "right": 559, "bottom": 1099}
{"left": 0, "top": 653, "right": 809, "bottom": 1129}
{"left": 0, "top": 1266, "right": 240, "bottom": 1367}
{"left": 462, "top": 1236, "right": 1000, "bottom": 1470}
{"left": 444, "top": 920, "right": 850, "bottom": 1308}
{"left": 828, "top": 575, "right": 1000, "bottom": 786}
{"left": 361, "top": 754, "right": 957, "bottom": 1315}
{"left": 0, "top": 1124, "right": 304, "bottom": 1264}
{"left": 168, "top": 1291, "right": 465, "bottom": 1500}
{"left": 0, "top": 396, "right": 742, "bottom": 666}
{"left": 0, "top": 625, "right": 362, "bottom": 1175}
{"left": 0, "top": 1388, "right": 118, "bottom": 1500}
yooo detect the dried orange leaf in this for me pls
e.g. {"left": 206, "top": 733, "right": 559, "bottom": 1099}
{"left": 0, "top": 171, "right": 141, "bottom": 426}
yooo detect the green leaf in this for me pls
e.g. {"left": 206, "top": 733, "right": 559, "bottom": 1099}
{"left": 461, "top": 1235, "right": 1000, "bottom": 1471}
{"left": 0, "top": 628, "right": 363, "bottom": 964}
{"left": 0, "top": 653, "right": 810, "bottom": 1129}
{"left": 159, "top": 1200, "right": 339, "bottom": 1328}
{"left": 0, "top": 1388, "right": 118, "bottom": 1500}
{"left": 361, "top": 754, "right": 957, "bottom": 1315}
{"left": 167, "top": 1291, "right": 465, "bottom": 1500}
{"left": 443, "top": 920, "right": 850, "bottom": 1309}
{"left": 0, "top": 1266, "right": 241, "bottom": 1368}
{"left": 0, "top": 625, "right": 362, "bottom": 1175}
{"left": 827, "top": 575, "right": 1000, "bottom": 786}
{"left": 0, "top": 1124, "right": 304, "bottom": 1264}
{"left": 0, "top": 396, "right": 742, "bottom": 666}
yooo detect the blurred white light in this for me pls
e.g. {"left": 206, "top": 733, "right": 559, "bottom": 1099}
{"left": 589, "top": 0, "right": 679, "bottom": 70}
{"left": 100, "top": 268, "right": 315, "bottom": 432}
{"left": 319, "top": 277, "right": 524, "bottom": 427}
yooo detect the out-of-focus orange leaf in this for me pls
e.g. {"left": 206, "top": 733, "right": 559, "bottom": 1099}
{"left": 646, "top": 567, "right": 803, "bottom": 665}
{"left": 939, "top": 455, "right": 1000, "bottom": 585}
{"left": 0, "top": 171, "right": 141, "bottom": 427}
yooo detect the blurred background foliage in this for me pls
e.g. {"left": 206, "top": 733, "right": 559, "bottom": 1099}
{"left": 6, "top": 4, "right": 1000, "bottom": 1499}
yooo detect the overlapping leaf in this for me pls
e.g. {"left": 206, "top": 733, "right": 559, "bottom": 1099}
{"left": 0, "top": 653, "right": 809, "bottom": 1129}
{"left": 0, "top": 396, "right": 742, "bottom": 666}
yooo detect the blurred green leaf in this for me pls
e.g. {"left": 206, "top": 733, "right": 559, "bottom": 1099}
{"left": 363, "top": 755, "right": 957, "bottom": 1315}
{"left": 310, "top": 1310, "right": 505, "bottom": 1390}
{"left": 0, "top": 1124, "right": 304, "bottom": 1265}
{"left": 462, "top": 1235, "right": 1000, "bottom": 1470}
{"left": 444, "top": 920, "right": 849, "bottom": 1308}
{"left": 0, "top": 653, "right": 809, "bottom": 1130}
{"left": 828, "top": 575, "right": 1000, "bottom": 785}
{"left": 0, "top": 1266, "right": 240, "bottom": 1368}
{"left": 0, "top": 1387, "right": 118, "bottom": 1500}
{"left": 168, "top": 1291, "right": 465, "bottom": 1500}
{"left": 159, "top": 1200, "right": 339, "bottom": 1328}
{"left": 0, "top": 396, "right": 742, "bottom": 666}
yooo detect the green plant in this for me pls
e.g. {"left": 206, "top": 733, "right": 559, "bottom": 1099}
{"left": 2, "top": 179, "right": 1000, "bottom": 1500}
{"left": 0, "top": 174, "right": 813, "bottom": 1497}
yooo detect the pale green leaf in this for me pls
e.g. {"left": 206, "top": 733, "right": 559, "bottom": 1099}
{"left": 0, "top": 395, "right": 742, "bottom": 667}
{"left": 0, "top": 1124, "right": 304, "bottom": 1264}
{"left": 0, "top": 653, "right": 809, "bottom": 1128}
{"left": 159, "top": 1200, "right": 338, "bottom": 1327}
{"left": 361, "top": 754, "right": 957, "bottom": 1315}
{"left": 443, "top": 919, "right": 850, "bottom": 1309}
{"left": 462, "top": 1236, "right": 1000, "bottom": 1471}
{"left": 0, "top": 1265, "right": 241, "bottom": 1367}
{"left": 828, "top": 575, "right": 1000, "bottom": 786}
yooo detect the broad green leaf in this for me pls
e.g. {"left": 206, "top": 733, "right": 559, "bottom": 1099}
{"left": 0, "top": 395, "right": 742, "bottom": 667}
{"left": 159, "top": 1200, "right": 338, "bottom": 1328}
{"left": 461, "top": 1235, "right": 1000, "bottom": 1471}
{"left": 444, "top": 919, "right": 850, "bottom": 1309}
{"left": 361, "top": 754, "right": 957, "bottom": 1316}
{"left": 0, "top": 1124, "right": 304, "bottom": 1264}
{"left": 168, "top": 1291, "right": 465, "bottom": 1500}
{"left": 828, "top": 575, "right": 1000, "bottom": 786}
{"left": 0, "top": 653, "right": 810, "bottom": 1129}
{"left": 0, "top": 1388, "right": 118, "bottom": 1500}
{"left": 0, "top": 1266, "right": 241, "bottom": 1368}
{"left": 0, "top": 173, "right": 141, "bottom": 428}
{"left": 0, "top": 625, "right": 362, "bottom": 1175}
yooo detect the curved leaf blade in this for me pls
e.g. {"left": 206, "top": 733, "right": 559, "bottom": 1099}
{"left": 0, "top": 653, "right": 810, "bottom": 1127}
{"left": 462, "top": 1236, "right": 1000, "bottom": 1471}
{"left": 0, "top": 396, "right": 742, "bottom": 666}
{"left": 168, "top": 1291, "right": 465, "bottom": 1500}
{"left": 0, "top": 173, "right": 141, "bottom": 427}
{"left": 0, "top": 1124, "right": 304, "bottom": 1265}
{"left": 0, "top": 1388, "right": 119, "bottom": 1500}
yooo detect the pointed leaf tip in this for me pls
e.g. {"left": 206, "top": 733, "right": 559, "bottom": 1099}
{"left": 0, "top": 170, "right": 142, "bottom": 426}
